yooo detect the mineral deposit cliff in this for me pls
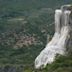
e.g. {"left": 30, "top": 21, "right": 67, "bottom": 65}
{"left": 35, "top": 5, "right": 72, "bottom": 69}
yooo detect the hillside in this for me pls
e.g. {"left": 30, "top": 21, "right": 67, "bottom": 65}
{"left": 0, "top": 0, "right": 72, "bottom": 72}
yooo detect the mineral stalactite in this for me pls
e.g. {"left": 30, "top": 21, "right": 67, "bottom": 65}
{"left": 35, "top": 5, "right": 72, "bottom": 69}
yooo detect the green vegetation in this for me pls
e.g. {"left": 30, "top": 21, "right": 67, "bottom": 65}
{"left": 33, "top": 55, "right": 72, "bottom": 72}
{"left": 0, "top": 0, "right": 72, "bottom": 72}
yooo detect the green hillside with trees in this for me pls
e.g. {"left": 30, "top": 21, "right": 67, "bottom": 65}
{"left": 0, "top": 0, "right": 72, "bottom": 72}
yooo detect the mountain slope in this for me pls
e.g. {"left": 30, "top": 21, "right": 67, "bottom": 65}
{"left": 0, "top": 0, "right": 72, "bottom": 72}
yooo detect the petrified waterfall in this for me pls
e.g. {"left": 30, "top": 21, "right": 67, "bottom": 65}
{"left": 35, "top": 5, "right": 72, "bottom": 69}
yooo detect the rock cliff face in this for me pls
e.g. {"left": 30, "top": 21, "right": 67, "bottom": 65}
{"left": 35, "top": 5, "right": 72, "bottom": 69}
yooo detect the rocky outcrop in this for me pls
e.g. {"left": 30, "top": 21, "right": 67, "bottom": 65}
{"left": 35, "top": 5, "right": 72, "bottom": 69}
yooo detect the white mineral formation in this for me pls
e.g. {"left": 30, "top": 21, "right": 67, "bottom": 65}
{"left": 35, "top": 5, "right": 71, "bottom": 69}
